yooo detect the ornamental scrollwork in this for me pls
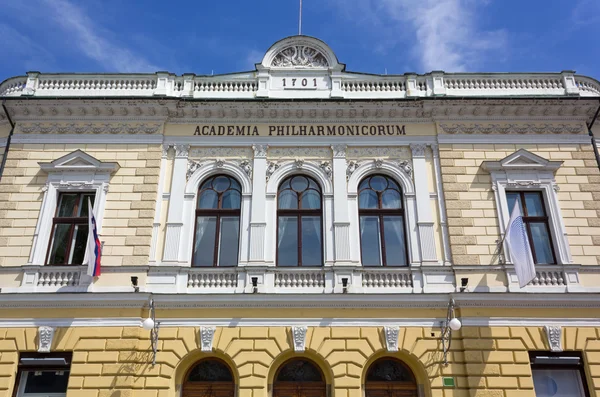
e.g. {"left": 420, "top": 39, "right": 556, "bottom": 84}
{"left": 199, "top": 326, "right": 216, "bottom": 352}
{"left": 320, "top": 161, "right": 332, "bottom": 180}
{"left": 439, "top": 123, "right": 584, "bottom": 135}
{"left": 18, "top": 122, "right": 163, "bottom": 135}
{"left": 271, "top": 45, "right": 328, "bottom": 68}
{"left": 544, "top": 325, "right": 562, "bottom": 352}
{"left": 38, "top": 326, "right": 55, "bottom": 353}
{"left": 238, "top": 160, "right": 253, "bottom": 178}
{"left": 266, "top": 161, "right": 279, "bottom": 182}
{"left": 346, "top": 160, "right": 359, "bottom": 181}
{"left": 292, "top": 325, "right": 308, "bottom": 352}
{"left": 187, "top": 160, "right": 205, "bottom": 180}
{"left": 397, "top": 160, "right": 413, "bottom": 177}
{"left": 384, "top": 326, "right": 399, "bottom": 352}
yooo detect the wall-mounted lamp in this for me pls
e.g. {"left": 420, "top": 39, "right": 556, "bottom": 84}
{"left": 142, "top": 298, "right": 160, "bottom": 365}
{"left": 440, "top": 298, "right": 461, "bottom": 365}
{"left": 251, "top": 277, "right": 258, "bottom": 294}
{"left": 131, "top": 276, "right": 139, "bottom": 293}
{"left": 460, "top": 278, "right": 469, "bottom": 293}
{"left": 341, "top": 278, "right": 349, "bottom": 294}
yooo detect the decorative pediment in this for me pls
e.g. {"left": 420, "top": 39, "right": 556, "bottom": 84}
{"left": 481, "top": 149, "right": 562, "bottom": 172}
{"left": 39, "top": 150, "right": 120, "bottom": 173}
{"left": 271, "top": 45, "right": 328, "bottom": 68}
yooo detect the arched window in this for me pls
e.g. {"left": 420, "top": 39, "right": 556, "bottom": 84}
{"left": 358, "top": 175, "right": 408, "bottom": 266}
{"left": 274, "top": 359, "right": 326, "bottom": 397}
{"left": 192, "top": 175, "right": 241, "bottom": 267}
{"left": 365, "top": 358, "right": 417, "bottom": 397}
{"left": 277, "top": 175, "right": 323, "bottom": 267}
{"left": 183, "top": 358, "right": 234, "bottom": 397}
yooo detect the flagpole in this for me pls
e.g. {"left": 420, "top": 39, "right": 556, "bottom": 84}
{"left": 299, "top": 0, "right": 303, "bottom": 35}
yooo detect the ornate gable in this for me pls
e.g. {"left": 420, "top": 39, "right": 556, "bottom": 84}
{"left": 481, "top": 149, "right": 562, "bottom": 172}
{"left": 271, "top": 45, "right": 328, "bottom": 68}
{"left": 39, "top": 150, "right": 120, "bottom": 173}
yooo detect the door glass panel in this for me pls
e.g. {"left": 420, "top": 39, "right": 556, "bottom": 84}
{"left": 193, "top": 216, "right": 217, "bottom": 266}
{"left": 383, "top": 216, "right": 407, "bottom": 266}
{"left": 360, "top": 216, "right": 381, "bottom": 266}
{"left": 301, "top": 216, "right": 322, "bottom": 266}
{"left": 48, "top": 224, "right": 71, "bottom": 264}
{"left": 23, "top": 370, "right": 70, "bottom": 393}
{"left": 69, "top": 224, "right": 89, "bottom": 264}
{"left": 278, "top": 216, "right": 298, "bottom": 266}
{"left": 532, "top": 369, "right": 585, "bottom": 397}
{"left": 529, "top": 222, "right": 554, "bottom": 264}
{"left": 524, "top": 192, "right": 545, "bottom": 216}
{"left": 218, "top": 217, "right": 239, "bottom": 267}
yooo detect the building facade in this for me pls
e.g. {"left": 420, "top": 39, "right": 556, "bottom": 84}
{"left": 1, "top": 36, "right": 600, "bottom": 397}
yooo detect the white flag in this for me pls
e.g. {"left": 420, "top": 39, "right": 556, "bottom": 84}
{"left": 505, "top": 202, "right": 536, "bottom": 288}
{"left": 86, "top": 198, "right": 102, "bottom": 277}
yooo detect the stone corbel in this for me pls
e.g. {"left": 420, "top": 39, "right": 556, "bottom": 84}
{"left": 200, "top": 326, "right": 216, "bottom": 352}
{"left": 38, "top": 326, "right": 55, "bottom": 353}
{"left": 544, "top": 325, "right": 563, "bottom": 352}
{"left": 292, "top": 326, "right": 308, "bottom": 352}
{"left": 384, "top": 326, "right": 400, "bottom": 352}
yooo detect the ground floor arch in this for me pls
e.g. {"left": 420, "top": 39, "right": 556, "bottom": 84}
{"left": 273, "top": 358, "right": 327, "bottom": 397}
{"left": 182, "top": 358, "right": 236, "bottom": 397}
{"left": 364, "top": 358, "right": 418, "bottom": 397}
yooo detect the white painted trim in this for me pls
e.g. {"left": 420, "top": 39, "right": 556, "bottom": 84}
{"left": 431, "top": 145, "right": 452, "bottom": 265}
{"left": 1, "top": 316, "right": 600, "bottom": 328}
{"left": 437, "top": 134, "right": 593, "bottom": 144}
{"left": 149, "top": 145, "right": 170, "bottom": 263}
{"left": 11, "top": 133, "right": 164, "bottom": 144}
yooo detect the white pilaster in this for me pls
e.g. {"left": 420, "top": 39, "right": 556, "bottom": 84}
{"left": 249, "top": 145, "right": 268, "bottom": 263}
{"left": 431, "top": 144, "right": 452, "bottom": 265}
{"left": 331, "top": 145, "right": 351, "bottom": 263}
{"left": 411, "top": 144, "right": 438, "bottom": 263}
{"left": 149, "top": 144, "right": 170, "bottom": 264}
{"left": 163, "top": 144, "right": 188, "bottom": 262}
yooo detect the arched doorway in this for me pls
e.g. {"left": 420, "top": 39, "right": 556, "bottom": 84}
{"left": 365, "top": 358, "right": 418, "bottom": 397}
{"left": 273, "top": 359, "right": 326, "bottom": 397}
{"left": 183, "top": 358, "right": 235, "bottom": 397}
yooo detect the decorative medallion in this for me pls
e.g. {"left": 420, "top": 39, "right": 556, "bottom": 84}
{"left": 200, "top": 326, "right": 216, "bottom": 352}
{"left": 384, "top": 326, "right": 400, "bottom": 352}
{"left": 292, "top": 325, "right": 308, "bottom": 352}
{"left": 38, "top": 326, "right": 55, "bottom": 353}
{"left": 271, "top": 46, "right": 328, "bottom": 68}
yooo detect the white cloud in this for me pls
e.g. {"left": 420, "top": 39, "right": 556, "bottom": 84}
{"left": 38, "top": 0, "right": 159, "bottom": 72}
{"left": 330, "top": 0, "right": 507, "bottom": 72}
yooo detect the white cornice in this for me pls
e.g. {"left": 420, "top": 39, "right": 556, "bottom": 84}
{"left": 437, "top": 134, "right": 593, "bottom": 144}
{"left": 11, "top": 133, "right": 164, "bottom": 144}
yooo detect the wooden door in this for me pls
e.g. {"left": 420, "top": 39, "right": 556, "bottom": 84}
{"left": 365, "top": 382, "right": 418, "bottom": 397}
{"left": 183, "top": 381, "right": 235, "bottom": 397}
{"left": 274, "top": 382, "right": 326, "bottom": 397}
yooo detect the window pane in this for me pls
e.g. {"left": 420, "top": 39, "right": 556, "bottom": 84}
{"left": 198, "top": 190, "right": 218, "bottom": 209}
{"left": 383, "top": 216, "right": 407, "bottom": 266}
{"left": 369, "top": 175, "right": 388, "bottom": 192}
{"left": 57, "top": 194, "right": 78, "bottom": 217}
{"left": 301, "top": 216, "right": 322, "bottom": 266}
{"left": 524, "top": 192, "right": 545, "bottom": 216}
{"left": 69, "top": 224, "right": 88, "bottom": 264}
{"left": 533, "top": 369, "right": 585, "bottom": 397}
{"left": 381, "top": 190, "right": 402, "bottom": 209}
{"left": 291, "top": 176, "right": 309, "bottom": 192}
{"left": 193, "top": 216, "right": 217, "bottom": 266}
{"left": 222, "top": 190, "right": 241, "bottom": 209}
{"left": 278, "top": 216, "right": 298, "bottom": 266}
{"left": 278, "top": 190, "right": 298, "bottom": 209}
{"left": 213, "top": 176, "right": 231, "bottom": 192}
{"left": 359, "top": 190, "right": 378, "bottom": 209}
{"left": 23, "top": 370, "right": 70, "bottom": 393}
{"left": 48, "top": 224, "right": 72, "bottom": 264}
{"left": 360, "top": 216, "right": 381, "bottom": 266}
{"left": 301, "top": 190, "right": 321, "bottom": 209}
{"left": 230, "top": 178, "right": 241, "bottom": 191}
{"left": 358, "top": 178, "right": 370, "bottom": 191}
{"left": 529, "top": 222, "right": 555, "bottom": 264}
{"left": 78, "top": 194, "right": 96, "bottom": 217}
{"left": 218, "top": 217, "right": 239, "bottom": 267}
{"left": 506, "top": 192, "right": 523, "bottom": 215}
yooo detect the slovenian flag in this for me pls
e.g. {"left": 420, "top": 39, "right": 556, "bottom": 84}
{"left": 87, "top": 198, "right": 102, "bottom": 277}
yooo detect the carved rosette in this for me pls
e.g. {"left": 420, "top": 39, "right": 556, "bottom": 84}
{"left": 374, "top": 159, "right": 384, "bottom": 169}
{"left": 272, "top": 46, "right": 328, "bottom": 68}
{"left": 544, "top": 325, "right": 563, "bottom": 352}
{"left": 292, "top": 325, "right": 308, "bottom": 352}
{"left": 38, "top": 326, "right": 55, "bottom": 353}
{"left": 294, "top": 159, "right": 305, "bottom": 169}
{"left": 200, "top": 326, "right": 216, "bottom": 352}
{"left": 384, "top": 326, "right": 399, "bottom": 352}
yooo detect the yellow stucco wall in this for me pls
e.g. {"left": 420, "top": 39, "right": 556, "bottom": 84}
{"left": 0, "top": 323, "right": 599, "bottom": 397}
{"left": 439, "top": 143, "right": 600, "bottom": 266}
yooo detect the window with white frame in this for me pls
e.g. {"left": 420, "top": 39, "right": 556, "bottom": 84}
{"left": 30, "top": 150, "right": 119, "bottom": 267}
{"left": 482, "top": 149, "right": 571, "bottom": 265}
{"left": 15, "top": 353, "right": 72, "bottom": 397}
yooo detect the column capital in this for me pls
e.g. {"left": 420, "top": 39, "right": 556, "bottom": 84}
{"left": 174, "top": 144, "right": 189, "bottom": 158}
{"left": 410, "top": 143, "right": 427, "bottom": 158}
{"left": 253, "top": 144, "right": 268, "bottom": 158}
{"left": 331, "top": 144, "right": 347, "bottom": 158}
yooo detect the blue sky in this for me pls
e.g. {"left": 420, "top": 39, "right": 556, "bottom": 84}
{"left": 1, "top": 0, "right": 599, "bottom": 80}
